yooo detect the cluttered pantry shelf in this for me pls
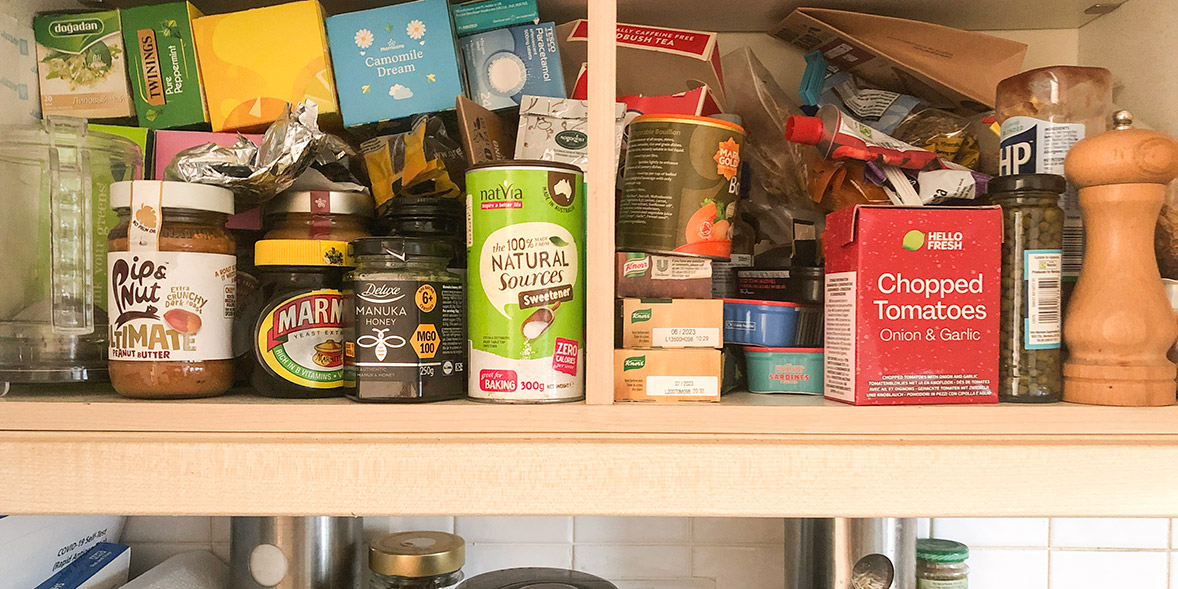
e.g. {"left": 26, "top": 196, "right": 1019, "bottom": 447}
{"left": 6, "top": 385, "right": 1178, "bottom": 435}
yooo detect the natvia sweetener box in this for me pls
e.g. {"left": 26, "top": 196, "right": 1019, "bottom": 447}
{"left": 824, "top": 205, "right": 1002, "bottom": 405}
{"left": 326, "top": 0, "right": 466, "bottom": 127}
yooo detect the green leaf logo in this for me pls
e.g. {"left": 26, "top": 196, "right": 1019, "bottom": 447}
{"left": 623, "top": 356, "right": 646, "bottom": 371}
{"left": 630, "top": 309, "right": 652, "bottom": 323}
{"left": 549, "top": 236, "right": 568, "bottom": 247}
{"left": 902, "top": 230, "right": 925, "bottom": 251}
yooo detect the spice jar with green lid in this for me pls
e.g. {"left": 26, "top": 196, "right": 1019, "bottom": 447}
{"left": 370, "top": 531, "right": 465, "bottom": 589}
{"left": 916, "top": 538, "right": 969, "bottom": 588}
{"left": 991, "top": 174, "right": 1066, "bottom": 402}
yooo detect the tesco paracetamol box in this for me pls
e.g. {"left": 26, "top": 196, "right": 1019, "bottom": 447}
{"left": 823, "top": 205, "right": 1002, "bottom": 405}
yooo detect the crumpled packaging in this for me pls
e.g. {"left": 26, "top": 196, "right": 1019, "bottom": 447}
{"left": 164, "top": 101, "right": 344, "bottom": 208}
{"left": 360, "top": 115, "right": 467, "bottom": 214}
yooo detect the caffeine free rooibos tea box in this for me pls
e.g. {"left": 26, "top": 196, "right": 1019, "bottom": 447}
{"left": 120, "top": 2, "right": 208, "bottom": 129}
{"left": 34, "top": 10, "right": 136, "bottom": 119}
{"left": 824, "top": 205, "right": 1002, "bottom": 405}
{"left": 193, "top": 0, "right": 339, "bottom": 132}
{"left": 326, "top": 0, "right": 466, "bottom": 127}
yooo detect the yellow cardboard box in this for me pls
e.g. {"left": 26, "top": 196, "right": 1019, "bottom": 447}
{"left": 193, "top": 0, "right": 339, "bottom": 132}
{"left": 620, "top": 298, "right": 723, "bottom": 349}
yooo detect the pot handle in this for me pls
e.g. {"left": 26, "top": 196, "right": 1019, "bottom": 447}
{"left": 46, "top": 117, "right": 94, "bottom": 335}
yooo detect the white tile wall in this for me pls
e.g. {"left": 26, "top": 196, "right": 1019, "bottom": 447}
{"left": 117, "top": 516, "right": 1178, "bottom": 588}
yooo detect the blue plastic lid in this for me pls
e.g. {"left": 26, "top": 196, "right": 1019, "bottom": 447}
{"left": 745, "top": 347, "right": 823, "bottom": 353}
{"left": 799, "top": 50, "right": 828, "bottom": 106}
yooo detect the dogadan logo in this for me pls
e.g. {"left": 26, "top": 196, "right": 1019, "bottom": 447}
{"left": 50, "top": 18, "right": 103, "bottom": 36}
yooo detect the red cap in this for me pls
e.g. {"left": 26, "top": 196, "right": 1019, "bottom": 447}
{"left": 785, "top": 115, "right": 824, "bottom": 145}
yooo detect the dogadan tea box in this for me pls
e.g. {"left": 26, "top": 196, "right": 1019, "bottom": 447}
{"left": 34, "top": 10, "right": 136, "bottom": 119}
{"left": 193, "top": 0, "right": 339, "bottom": 132}
{"left": 824, "top": 205, "right": 1002, "bottom": 405}
{"left": 325, "top": 0, "right": 466, "bottom": 127}
{"left": 120, "top": 2, "right": 208, "bottom": 129}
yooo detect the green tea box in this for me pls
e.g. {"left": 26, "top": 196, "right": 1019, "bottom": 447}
{"left": 120, "top": 2, "right": 207, "bottom": 129}
{"left": 34, "top": 11, "right": 135, "bottom": 119}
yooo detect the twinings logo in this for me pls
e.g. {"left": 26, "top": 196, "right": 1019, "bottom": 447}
{"left": 630, "top": 309, "right": 652, "bottom": 323}
{"left": 50, "top": 18, "right": 102, "bottom": 36}
{"left": 137, "top": 29, "right": 166, "bottom": 107}
{"left": 623, "top": 356, "right": 645, "bottom": 371}
{"left": 713, "top": 137, "right": 740, "bottom": 180}
{"left": 622, "top": 256, "right": 649, "bottom": 278}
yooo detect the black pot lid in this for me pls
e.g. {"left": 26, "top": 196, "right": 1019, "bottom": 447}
{"left": 456, "top": 568, "right": 617, "bottom": 589}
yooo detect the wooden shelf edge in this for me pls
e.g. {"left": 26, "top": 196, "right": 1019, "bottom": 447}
{"left": 4, "top": 431, "right": 1178, "bottom": 516}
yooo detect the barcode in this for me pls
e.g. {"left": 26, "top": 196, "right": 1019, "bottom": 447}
{"left": 1062, "top": 225, "right": 1084, "bottom": 276}
{"left": 1036, "top": 278, "right": 1060, "bottom": 323}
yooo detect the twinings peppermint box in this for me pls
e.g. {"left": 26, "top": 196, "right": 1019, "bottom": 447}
{"left": 824, "top": 205, "right": 1002, "bottom": 405}
{"left": 326, "top": 0, "right": 466, "bottom": 127}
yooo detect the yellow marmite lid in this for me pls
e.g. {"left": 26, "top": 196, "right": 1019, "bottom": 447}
{"left": 254, "top": 239, "right": 353, "bottom": 267}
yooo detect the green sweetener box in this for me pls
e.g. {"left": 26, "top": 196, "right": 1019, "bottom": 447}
{"left": 451, "top": 0, "right": 539, "bottom": 36}
{"left": 120, "top": 2, "right": 208, "bottom": 129}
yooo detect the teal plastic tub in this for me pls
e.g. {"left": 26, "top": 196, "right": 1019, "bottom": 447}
{"left": 744, "top": 347, "right": 823, "bottom": 394}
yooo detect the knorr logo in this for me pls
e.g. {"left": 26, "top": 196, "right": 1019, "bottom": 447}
{"left": 50, "top": 18, "right": 103, "bottom": 36}
{"left": 630, "top": 309, "right": 652, "bottom": 323}
{"left": 622, "top": 256, "right": 649, "bottom": 278}
{"left": 555, "top": 130, "right": 588, "bottom": 150}
{"left": 623, "top": 356, "right": 646, "bottom": 370}
{"left": 902, "top": 229, "right": 926, "bottom": 251}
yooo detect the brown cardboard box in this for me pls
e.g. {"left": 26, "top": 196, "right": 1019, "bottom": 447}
{"left": 620, "top": 298, "right": 723, "bottom": 349}
{"left": 614, "top": 348, "right": 722, "bottom": 402}
{"left": 616, "top": 252, "right": 712, "bottom": 299}
{"left": 456, "top": 95, "right": 516, "bottom": 166}
{"left": 771, "top": 8, "right": 1026, "bottom": 113}
{"left": 556, "top": 20, "right": 725, "bottom": 107}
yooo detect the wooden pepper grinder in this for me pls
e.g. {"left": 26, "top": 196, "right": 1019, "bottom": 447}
{"left": 1063, "top": 111, "right": 1178, "bottom": 406}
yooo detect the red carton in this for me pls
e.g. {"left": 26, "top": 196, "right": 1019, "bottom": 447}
{"left": 824, "top": 205, "right": 1002, "bottom": 405}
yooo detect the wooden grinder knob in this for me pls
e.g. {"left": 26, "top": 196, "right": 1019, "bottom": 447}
{"left": 1062, "top": 110, "right": 1178, "bottom": 406}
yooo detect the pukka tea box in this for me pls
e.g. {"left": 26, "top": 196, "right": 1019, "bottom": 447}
{"left": 120, "top": 2, "right": 207, "bottom": 129}
{"left": 824, "top": 205, "right": 1002, "bottom": 405}
{"left": 460, "top": 21, "right": 564, "bottom": 110}
{"left": 193, "top": 0, "right": 339, "bottom": 132}
{"left": 325, "top": 0, "right": 466, "bottom": 128}
{"left": 34, "top": 10, "right": 136, "bottom": 119}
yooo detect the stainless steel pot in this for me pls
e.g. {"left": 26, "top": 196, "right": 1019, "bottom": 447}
{"left": 784, "top": 518, "right": 916, "bottom": 589}
{"left": 231, "top": 516, "right": 363, "bottom": 589}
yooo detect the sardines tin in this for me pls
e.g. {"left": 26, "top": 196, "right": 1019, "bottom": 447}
{"left": 824, "top": 205, "right": 1002, "bottom": 405}
{"left": 466, "top": 160, "right": 584, "bottom": 402}
{"left": 618, "top": 115, "right": 744, "bottom": 258}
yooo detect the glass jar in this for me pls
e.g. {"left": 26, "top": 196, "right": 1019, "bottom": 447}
{"left": 916, "top": 538, "right": 969, "bottom": 588}
{"left": 263, "top": 190, "right": 375, "bottom": 242}
{"left": 381, "top": 197, "right": 466, "bottom": 269}
{"left": 106, "top": 181, "right": 236, "bottom": 399}
{"left": 344, "top": 237, "right": 466, "bottom": 402}
{"left": 991, "top": 174, "right": 1066, "bottom": 402}
{"left": 252, "top": 239, "right": 351, "bottom": 399}
{"left": 369, "top": 531, "right": 465, "bottom": 589}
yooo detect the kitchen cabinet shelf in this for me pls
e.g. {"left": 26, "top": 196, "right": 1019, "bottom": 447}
{"left": 5, "top": 386, "right": 1178, "bottom": 517}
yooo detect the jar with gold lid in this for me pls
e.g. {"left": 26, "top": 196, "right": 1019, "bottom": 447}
{"left": 369, "top": 531, "right": 465, "bottom": 589}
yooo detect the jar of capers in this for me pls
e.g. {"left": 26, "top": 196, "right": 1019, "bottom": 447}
{"left": 991, "top": 174, "right": 1066, "bottom": 402}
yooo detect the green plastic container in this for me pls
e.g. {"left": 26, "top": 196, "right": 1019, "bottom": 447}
{"left": 744, "top": 347, "right": 823, "bottom": 394}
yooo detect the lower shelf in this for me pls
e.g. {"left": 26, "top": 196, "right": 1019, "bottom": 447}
{"left": 3, "top": 386, "right": 1178, "bottom": 517}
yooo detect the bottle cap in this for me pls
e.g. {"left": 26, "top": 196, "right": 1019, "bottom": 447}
{"left": 351, "top": 236, "right": 454, "bottom": 259}
{"left": 987, "top": 173, "right": 1067, "bottom": 196}
{"left": 370, "top": 531, "right": 465, "bottom": 578}
{"left": 785, "top": 115, "right": 824, "bottom": 145}
{"left": 917, "top": 538, "right": 969, "bottom": 563}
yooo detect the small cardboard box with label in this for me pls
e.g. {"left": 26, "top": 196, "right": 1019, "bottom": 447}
{"left": 824, "top": 205, "right": 1002, "bottom": 405}
{"left": 621, "top": 298, "right": 723, "bottom": 349}
{"left": 120, "top": 2, "right": 208, "bottom": 129}
{"left": 614, "top": 348, "right": 722, "bottom": 402}
{"left": 461, "top": 21, "right": 564, "bottom": 110}
{"left": 451, "top": 0, "right": 539, "bottom": 36}
{"left": 326, "top": 0, "right": 466, "bottom": 127}
{"left": 34, "top": 10, "right": 136, "bottom": 119}
{"left": 193, "top": 0, "right": 339, "bottom": 132}
{"left": 616, "top": 252, "right": 712, "bottom": 299}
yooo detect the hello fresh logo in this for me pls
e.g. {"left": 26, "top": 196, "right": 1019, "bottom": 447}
{"left": 902, "top": 229, "right": 964, "bottom": 251}
{"left": 623, "top": 356, "right": 646, "bottom": 371}
{"left": 50, "top": 18, "right": 103, "bottom": 37}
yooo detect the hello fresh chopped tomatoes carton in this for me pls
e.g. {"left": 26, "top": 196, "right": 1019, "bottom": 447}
{"left": 824, "top": 205, "right": 1002, "bottom": 405}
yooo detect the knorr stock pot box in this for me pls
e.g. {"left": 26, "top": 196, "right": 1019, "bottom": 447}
{"left": 35, "top": 10, "right": 136, "bottom": 119}
{"left": 824, "top": 205, "right": 1002, "bottom": 405}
